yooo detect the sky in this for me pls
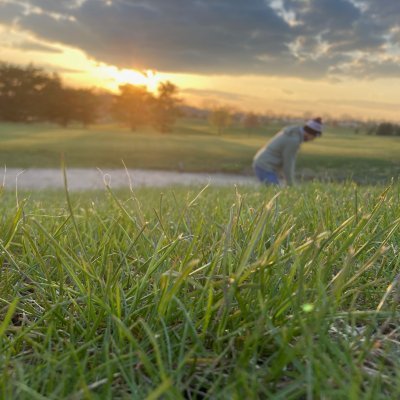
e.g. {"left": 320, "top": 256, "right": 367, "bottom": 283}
{"left": 1, "top": 0, "right": 400, "bottom": 121}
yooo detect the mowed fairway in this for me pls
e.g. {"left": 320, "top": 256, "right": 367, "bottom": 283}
{"left": 0, "top": 120, "right": 399, "bottom": 182}
{"left": 0, "top": 183, "right": 399, "bottom": 398}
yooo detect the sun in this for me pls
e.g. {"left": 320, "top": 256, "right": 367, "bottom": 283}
{"left": 115, "top": 69, "right": 159, "bottom": 92}
{"left": 97, "top": 65, "right": 161, "bottom": 92}
{"left": 113, "top": 68, "right": 160, "bottom": 91}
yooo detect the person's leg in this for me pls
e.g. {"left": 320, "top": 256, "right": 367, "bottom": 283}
{"left": 253, "top": 165, "right": 280, "bottom": 185}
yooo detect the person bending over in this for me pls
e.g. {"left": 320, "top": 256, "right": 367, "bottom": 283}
{"left": 253, "top": 118, "right": 323, "bottom": 186}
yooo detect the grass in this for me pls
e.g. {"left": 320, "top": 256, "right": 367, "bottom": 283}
{"left": 0, "top": 181, "right": 399, "bottom": 398}
{"left": 0, "top": 119, "right": 399, "bottom": 183}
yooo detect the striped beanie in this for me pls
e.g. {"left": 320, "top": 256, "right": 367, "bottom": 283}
{"left": 305, "top": 117, "right": 323, "bottom": 136}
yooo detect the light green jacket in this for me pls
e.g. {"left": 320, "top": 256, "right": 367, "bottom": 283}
{"left": 253, "top": 126, "right": 304, "bottom": 185}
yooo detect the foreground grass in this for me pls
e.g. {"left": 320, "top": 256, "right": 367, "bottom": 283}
{"left": 0, "top": 183, "right": 400, "bottom": 399}
{"left": 0, "top": 120, "right": 399, "bottom": 182}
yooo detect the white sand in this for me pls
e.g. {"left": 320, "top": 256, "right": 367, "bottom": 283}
{"left": 1, "top": 168, "right": 258, "bottom": 191}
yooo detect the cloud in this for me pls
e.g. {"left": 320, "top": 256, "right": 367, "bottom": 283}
{"left": 182, "top": 88, "right": 259, "bottom": 103}
{"left": 16, "top": 0, "right": 298, "bottom": 74}
{"left": 0, "top": 1, "right": 24, "bottom": 24}
{"left": 0, "top": 0, "right": 399, "bottom": 79}
{"left": 11, "top": 39, "right": 62, "bottom": 53}
{"left": 298, "top": 0, "right": 361, "bottom": 32}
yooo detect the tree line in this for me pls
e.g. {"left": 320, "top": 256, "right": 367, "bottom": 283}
{"left": 366, "top": 122, "right": 400, "bottom": 136}
{"left": 0, "top": 63, "right": 98, "bottom": 126}
{"left": 2, "top": 62, "right": 400, "bottom": 136}
{"left": 113, "top": 81, "right": 181, "bottom": 133}
{"left": 0, "top": 62, "right": 181, "bottom": 132}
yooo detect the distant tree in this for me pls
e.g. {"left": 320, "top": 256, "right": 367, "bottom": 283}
{"left": 152, "top": 81, "right": 181, "bottom": 133}
{"left": 95, "top": 91, "right": 115, "bottom": 123}
{"left": 365, "top": 123, "right": 377, "bottom": 135}
{"left": 0, "top": 62, "right": 195, "bottom": 131}
{"left": 47, "top": 88, "right": 100, "bottom": 127}
{"left": 0, "top": 62, "right": 100, "bottom": 126}
{"left": 209, "top": 106, "right": 232, "bottom": 135}
{"left": 0, "top": 62, "right": 53, "bottom": 122}
{"left": 54, "top": 88, "right": 80, "bottom": 127}
{"left": 112, "top": 84, "right": 152, "bottom": 131}
{"left": 35, "top": 74, "right": 64, "bottom": 123}
{"left": 71, "top": 89, "right": 99, "bottom": 127}
{"left": 376, "top": 123, "right": 395, "bottom": 136}
{"left": 243, "top": 112, "right": 260, "bottom": 134}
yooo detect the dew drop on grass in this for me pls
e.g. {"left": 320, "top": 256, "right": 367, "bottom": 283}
{"left": 302, "top": 303, "right": 314, "bottom": 313}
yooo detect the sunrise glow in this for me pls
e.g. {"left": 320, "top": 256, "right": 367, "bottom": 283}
{"left": 1, "top": 0, "right": 400, "bottom": 121}
{"left": 96, "top": 66, "right": 162, "bottom": 92}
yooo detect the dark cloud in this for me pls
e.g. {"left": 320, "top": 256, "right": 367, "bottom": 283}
{"left": 363, "top": 0, "right": 400, "bottom": 23}
{"left": 331, "top": 56, "right": 400, "bottom": 79}
{"left": 391, "top": 30, "right": 400, "bottom": 45}
{"left": 17, "top": 0, "right": 296, "bottom": 74}
{"left": 12, "top": 39, "right": 62, "bottom": 53}
{"left": 286, "top": 0, "right": 386, "bottom": 54}
{"left": 299, "top": 0, "right": 361, "bottom": 32}
{"left": 0, "top": 0, "right": 399, "bottom": 79}
{"left": 323, "top": 20, "right": 386, "bottom": 53}
{"left": 21, "top": 0, "right": 82, "bottom": 13}
{"left": 182, "top": 88, "right": 258, "bottom": 103}
{"left": 0, "top": 1, "right": 24, "bottom": 24}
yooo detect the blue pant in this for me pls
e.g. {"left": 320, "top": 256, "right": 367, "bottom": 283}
{"left": 253, "top": 165, "right": 280, "bottom": 185}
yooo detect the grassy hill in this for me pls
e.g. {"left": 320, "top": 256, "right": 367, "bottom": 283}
{"left": 0, "top": 119, "right": 399, "bottom": 183}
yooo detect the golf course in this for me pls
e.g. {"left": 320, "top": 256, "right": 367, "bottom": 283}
{"left": 2, "top": 0, "right": 400, "bottom": 397}
{"left": 0, "top": 119, "right": 399, "bottom": 398}
{"left": 1, "top": 120, "right": 399, "bottom": 183}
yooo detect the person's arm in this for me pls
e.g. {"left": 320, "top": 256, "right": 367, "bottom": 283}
{"left": 282, "top": 140, "right": 299, "bottom": 186}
